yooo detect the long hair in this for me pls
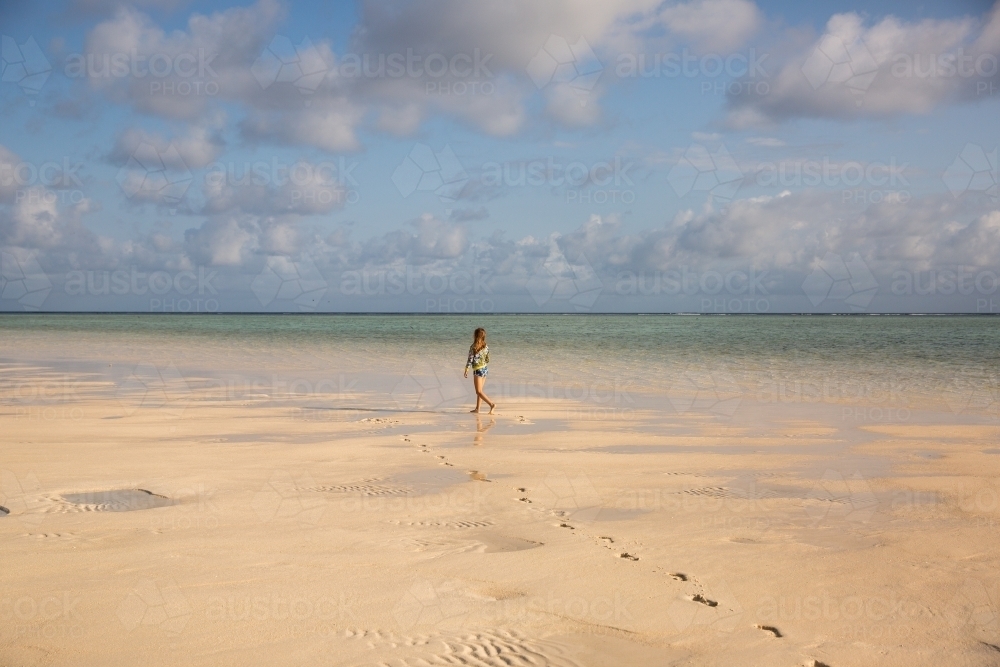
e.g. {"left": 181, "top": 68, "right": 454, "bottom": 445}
{"left": 470, "top": 327, "right": 487, "bottom": 353}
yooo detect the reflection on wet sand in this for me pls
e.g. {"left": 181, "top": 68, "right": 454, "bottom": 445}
{"left": 474, "top": 413, "right": 495, "bottom": 445}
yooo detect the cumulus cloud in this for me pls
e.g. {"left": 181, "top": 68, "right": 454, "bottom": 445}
{"left": 726, "top": 4, "right": 1000, "bottom": 125}
{"left": 76, "top": 0, "right": 767, "bottom": 144}
{"left": 68, "top": 0, "right": 191, "bottom": 18}
{"left": 109, "top": 123, "right": 225, "bottom": 170}
{"left": 281, "top": 192, "right": 997, "bottom": 290}
{"left": 182, "top": 213, "right": 297, "bottom": 266}
{"left": 200, "top": 158, "right": 352, "bottom": 216}
{"left": 357, "top": 215, "right": 468, "bottom": 265}
{"left": 79, "top": 0, "right": 284, "bottom": 119}
{"left": 657, "top": 0, "right": 762, "bottom": 52}
{"left": 239, "top": 97, "right": 364, "bottom": 152}
{"left": 0, "top": 145, "right": 101, "bottom": 258}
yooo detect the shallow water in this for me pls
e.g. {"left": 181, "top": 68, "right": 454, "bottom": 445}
{"left": 1, "top": 314, "right": 997, "bottom": 415}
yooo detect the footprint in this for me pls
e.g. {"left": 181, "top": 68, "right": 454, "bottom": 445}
{"left": 756, "top": 624, "right": 782, "bottom": 638}
{"left": 806, "top": 661, "right": 830, "bottom": 667}
{"left": 689, "top": 594, "right": 717, "bottom": 607}
{"left": 599, "top": 536, "right": 614, "bottom": 543}
{"left": 559, "top": 523, "right": 575, "bottom": 529}
{"left": 669, "top": 572, "right": 688, "bottom": 581}
{"left": 619, "top": 552, "right": 639, "bottom": 561}
{"left": 0, "top": 505, "right": 8, "bottom": 516}
{"left": 516, "top": 487, "right": 526, "bottom": 492}
{"left": 468, "top": 471, "right": 490, "bottom": 482}
{"left": 518, "top": 497, "right": 532, "bottom": 503}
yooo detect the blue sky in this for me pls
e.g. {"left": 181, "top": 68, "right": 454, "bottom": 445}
{"left": 0, "top": 0, "right": 998, "bottom": 312}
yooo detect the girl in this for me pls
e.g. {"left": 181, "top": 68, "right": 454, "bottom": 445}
{"left": 464, "top": 327, "right": 495, "bottom": 414}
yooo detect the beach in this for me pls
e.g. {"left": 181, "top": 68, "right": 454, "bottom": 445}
{"left": 2, "top": 314, "right": 999, "bottom": 666}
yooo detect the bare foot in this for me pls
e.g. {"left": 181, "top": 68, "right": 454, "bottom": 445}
{"left": 470, "top": 408, "right": 480, "bottom": 413}
{"left": 489, "top": 404, "right": 496, "bottom": 414}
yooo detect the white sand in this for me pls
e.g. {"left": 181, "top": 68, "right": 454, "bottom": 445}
{"left": 2, "top": 359, "right": 1000, "bottom": 667}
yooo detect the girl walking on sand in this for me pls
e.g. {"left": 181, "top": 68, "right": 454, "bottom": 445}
{"left": 464, "top": 327, "right": 495, "bottom": 414}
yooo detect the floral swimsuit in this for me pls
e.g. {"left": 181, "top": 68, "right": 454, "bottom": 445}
{"left": 466, "top": 345, "right": 489, "bottom": 377}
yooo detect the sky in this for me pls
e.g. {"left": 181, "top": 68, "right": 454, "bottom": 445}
{"left": 0, "top": 0, "right": 998, "bottom": 313}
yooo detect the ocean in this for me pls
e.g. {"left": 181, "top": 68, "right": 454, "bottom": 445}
{"left": 1, "top": 314, "right": 998, "bottom": 418}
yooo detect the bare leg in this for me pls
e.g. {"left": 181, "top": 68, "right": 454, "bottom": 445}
{"left": 474, "top": 375, "right": 495, "bottom": 413}
{"left": 471, "top": 374, "right": 481, "bottom": 412}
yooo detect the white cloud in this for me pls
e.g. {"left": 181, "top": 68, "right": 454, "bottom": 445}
{"left": 68, "top": 0, "right": 191, "bottom": 17}
{"left": 110, "top": 123, "right": 225, "bottom": 170}
{"left": 81, "top": 0, "right": 285, "bottom": 119}
{"left": 746, "top": 137, "right": 785, "bottom": 147}
{"left": 726, "top": 5, "right": 1000, "bottom": 124}
{"left": 201, "top": 159, "right": 351, "bottom": 216}
{"left": 75, "top": 0, "right": 768, "bottom": 142}
{"left": 358, "top": 215, "right": 468, "bottom": 264}
{"left": 183, "top": 214, "right": 265, "bottom": 266}
{"left": 658, "top": 0, "right": 762, "bottom": 52}
{"left": 239, "top": 97, "right": 365, "bottom": 152}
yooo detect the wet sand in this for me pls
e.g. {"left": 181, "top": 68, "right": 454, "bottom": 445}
{"left": 2, "top": 352, "right": 1000, "bottom": 667}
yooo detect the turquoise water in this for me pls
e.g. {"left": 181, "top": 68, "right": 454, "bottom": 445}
{"left": 1, "top": 314, "right": 997, "bottom": 412}
{"left": 1, "top": 313, "right": 997, "bottom": 366}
